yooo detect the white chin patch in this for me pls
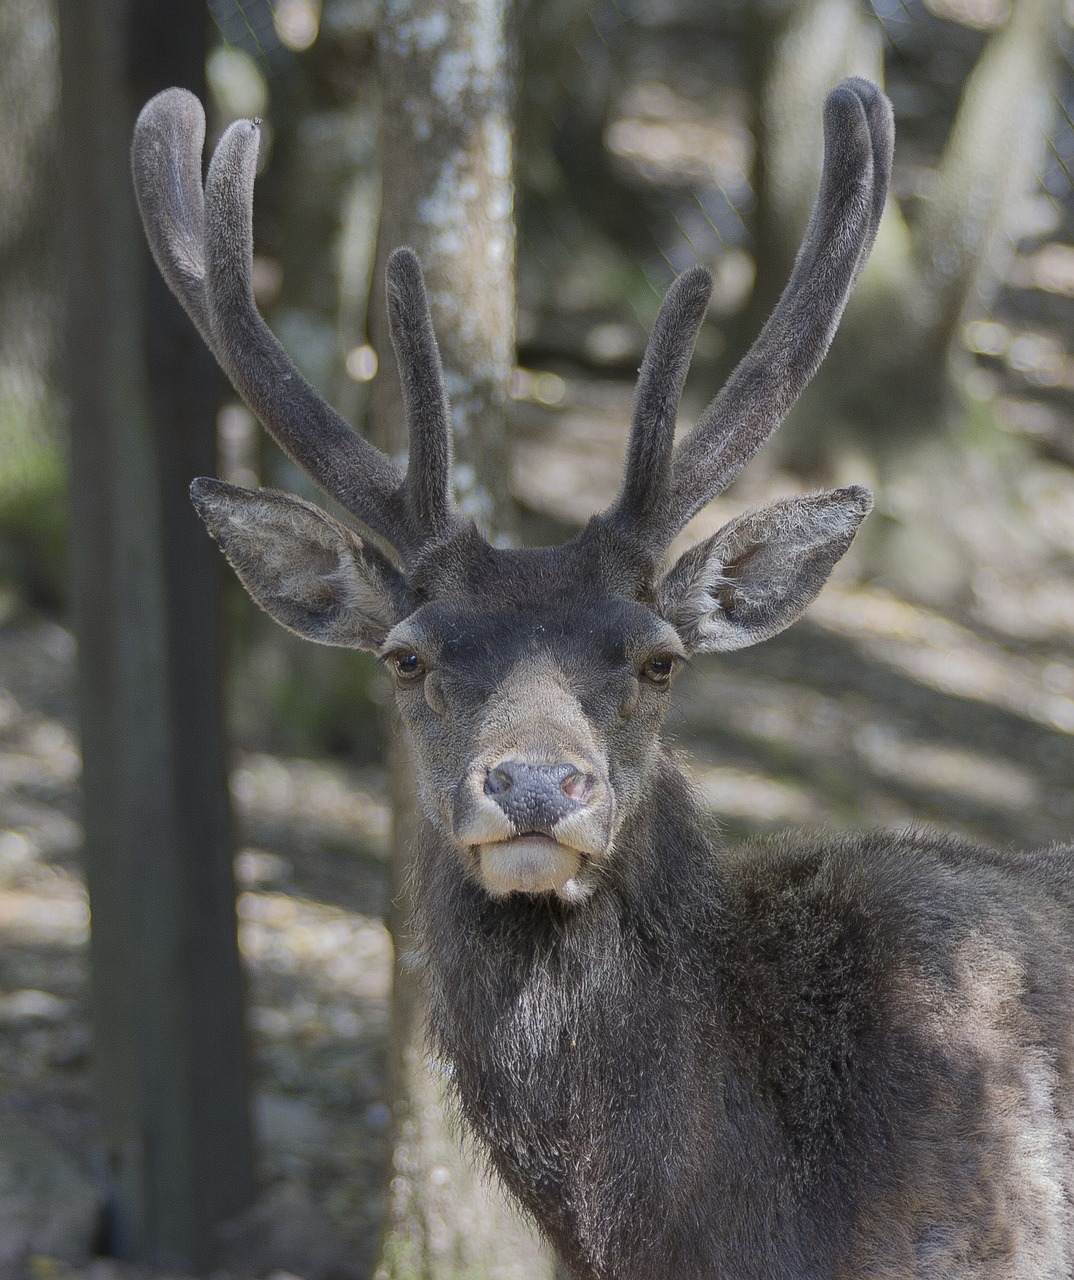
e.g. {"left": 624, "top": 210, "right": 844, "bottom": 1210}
{"left": 478, "top": 836, "right": 584, "bottom": 899}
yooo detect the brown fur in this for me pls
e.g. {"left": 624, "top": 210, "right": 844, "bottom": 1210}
{"left": 131, "top": 76, "right": 1074, "bottom": 1277}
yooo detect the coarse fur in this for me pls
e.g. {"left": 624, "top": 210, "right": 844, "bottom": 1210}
{"left": 132, "top": 76, "right": 1074, "bottom": 1277}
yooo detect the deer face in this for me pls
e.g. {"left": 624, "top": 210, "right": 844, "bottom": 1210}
{"left": 377, "top": 542, "right": 684, "bottom": 900}
{"left": 189, "top": 487, "right": 870, "bottom": 901}
{"left": 133, "top": 79, "right": 892, "bottom": 899}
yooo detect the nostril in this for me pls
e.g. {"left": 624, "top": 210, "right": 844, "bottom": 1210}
{"left": 482, "top": 760, "right": 595, "bottom": 818}
{"left": 484, "top": 765, "right": 514, "bottom": 797}
{"left": 560, "top": 771, "right": 593, "bottom": 803}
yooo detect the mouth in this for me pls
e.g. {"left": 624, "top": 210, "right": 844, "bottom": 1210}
{"left": 475, "top": 834, "right": 588, "bottom": 901}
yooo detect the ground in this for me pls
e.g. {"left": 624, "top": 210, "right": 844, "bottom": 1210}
{"left": 0, "top": 613, "right": 393, "bottom": 1279}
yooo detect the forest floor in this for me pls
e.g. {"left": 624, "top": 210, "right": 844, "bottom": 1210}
{"left": 0, "top": 614, "right": 396, "bottom": 1280}
{"left": 1, "top": 397, "right": 1074, "bottom": 1279}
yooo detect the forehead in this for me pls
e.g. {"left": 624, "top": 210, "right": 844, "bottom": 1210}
{"left": 401, "top": 544, "right": 668, "bottom": 668}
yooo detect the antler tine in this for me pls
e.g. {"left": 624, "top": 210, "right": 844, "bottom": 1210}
{"left": 131, "top": 88, "right": 214, "bottom": 345}
{"left": 385, "top": 249, "right": 460, "bottom": 541}
{"left": 604, "top": 266, "right": 713, "bottom": 539}
{"left": 133, "top": 90, "right": 428, "bottom": 563}
{"left": 201, "top": 118, "right": 423, "bottom": 557}
{"left": 845, "top": 77, "right": 894, "bottom": 279}
{"left": 660, "top": 79, "right": 892, "bottom": 542}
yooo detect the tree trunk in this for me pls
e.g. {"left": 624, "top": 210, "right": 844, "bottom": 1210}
{"left": 58, "top": 0, "right": 255, "bottom": 1268}
{"left": 372, "top": 0, "right": 518, "bottom": 538}
{"left": 369, "top": 2, "right": 555, "bottom": 1276}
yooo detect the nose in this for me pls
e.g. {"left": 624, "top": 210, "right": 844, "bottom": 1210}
{"left": 483, "top": 760, "right": 593, "bottom": 833}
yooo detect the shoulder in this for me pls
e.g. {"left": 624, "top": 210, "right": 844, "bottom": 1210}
{"left": 720, "top": 827, "right": 1074, "bottom": 943}
{"left": 714, "top": 828, "right": 1074, "bottom": 1083}
{"left": 713, "top": 830, "right": 1074, "bottom": 1171}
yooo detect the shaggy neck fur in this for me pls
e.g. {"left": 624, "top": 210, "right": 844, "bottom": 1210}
{"left": 410, "top": 754, "right": 880, "bottom": 1279}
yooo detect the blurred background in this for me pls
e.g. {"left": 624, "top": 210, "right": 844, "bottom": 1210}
{"left": 2, "top": 0, "right": 1074, "bottom": 1276}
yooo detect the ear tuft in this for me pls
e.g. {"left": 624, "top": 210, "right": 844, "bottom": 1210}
{"left": 190, "top": 474, "right": 228, "bottom": 513}
{"left": 658, "top": 487, "right": 871, "bottom": 653}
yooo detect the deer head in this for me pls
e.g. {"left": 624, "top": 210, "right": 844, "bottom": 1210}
{"left": 132, "top": 78, "right": 892, "bottom": 902}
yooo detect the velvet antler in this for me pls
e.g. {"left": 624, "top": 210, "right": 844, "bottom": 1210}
{"left": 603, "top": 77, "right": 894, "bottom": 548}
{"left": 131, "top": 89, "right": 460, "bottom": 564}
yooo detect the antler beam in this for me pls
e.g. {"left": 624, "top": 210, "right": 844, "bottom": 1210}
{"left": 666, "top": 78, "right": 892, "bottom": 537}
{"left": 132, "top": 89, "right": 459, "bottom": 563}
{"left": 607, "top": 265, "right": 714, "bottom": 537}
{"left": 605, "top": 77, "right": 893, "bottom": 549}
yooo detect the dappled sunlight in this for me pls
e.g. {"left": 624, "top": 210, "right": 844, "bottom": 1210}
{"left": 0, "top": 882, "right": 86, "bottom": 948}
{"left": 237, "top": 889, "right": 391, "bottom": 1003}
{"left": 852, "top": 724, "right": 1039, "bottom": 810}
{"left": 692, "top": 765, "right": 822, "bottom": 827}
{"left": 605, "top": 82, "right": 752, "bottom": 191}
{"left": 0, "top": 618, "right": 394, "bottom": 1273}
{"left": 676, "top": 610, "right": 1073, "bottom": 847}
{"left": 512, "top": 378, "right": 633, "bottom": 523}
{"left": 811, "top": 586, "right": 1074, "bottom": 732}
{"left": 232, "top": 752, "right": 390, "bottom": 856}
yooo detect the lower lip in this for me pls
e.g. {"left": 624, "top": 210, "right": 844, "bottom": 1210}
{"left": 477, "top": 836, "right": 582, "bottom": 898}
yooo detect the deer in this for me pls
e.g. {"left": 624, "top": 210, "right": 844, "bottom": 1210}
{"left": 132, "top": 78, "right": 1074, "bottom": 1278}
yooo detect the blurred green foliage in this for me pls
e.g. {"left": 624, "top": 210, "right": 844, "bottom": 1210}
{"left": 260, "top": 645, "right": 383, "bottom": 762}
{"left": 0, "top": 388, "right": 65, "bottom": 610}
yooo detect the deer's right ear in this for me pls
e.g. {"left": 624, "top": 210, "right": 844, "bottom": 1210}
{"left": 191, "top": 478, "right": 416, "bottom": 649}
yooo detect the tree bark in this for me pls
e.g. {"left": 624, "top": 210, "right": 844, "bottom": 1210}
{"left": 369, "top": 2, "right": 555, "bottom": 1276}
{"left": 58, "top": 0, "right": 255, "bottom": 1267}
{"left": 372, "top": 0, "right": 518, "bottom": 538}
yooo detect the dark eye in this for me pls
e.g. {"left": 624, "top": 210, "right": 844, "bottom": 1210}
{"left": 640, "top": 654, "right": 677, "bottom": 686}
{"left": 389, "top": 651, "right": 426, "bottom": 681}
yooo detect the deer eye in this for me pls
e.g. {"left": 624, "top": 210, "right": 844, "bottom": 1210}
{"left": 388, "top": 650, "right": 426, "bottom": 681}
{"left": 640, "top": 654, "right": 677, "bottom": 686}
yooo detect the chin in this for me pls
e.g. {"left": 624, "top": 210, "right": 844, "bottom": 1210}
{"left": 475, "top": 836, "right": 595, "bottom": 903}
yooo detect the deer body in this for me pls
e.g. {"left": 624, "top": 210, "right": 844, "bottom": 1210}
{"left": 422, "top": 805, "right": 1074, "bottom": 1278}
{"left": 131, "top": 78, "right": 1074, "bottom": 1277}
{"left": 403, "top": 553, "right": 1074, "bottom": 1280}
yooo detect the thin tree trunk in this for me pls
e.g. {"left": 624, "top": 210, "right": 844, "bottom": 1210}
{"left": 369, "top": 1, "right": 554, "bottom": 1275}
{"left": 58, "top": 0, "right": 255, "bottom": 1267}
{"left": 916, "top": 0, "right": 1065, "bottom": 345}
{"left": 372, "top": 0, "right": 518, "bottom": 539}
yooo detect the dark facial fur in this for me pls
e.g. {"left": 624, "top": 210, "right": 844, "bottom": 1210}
{"left": 382, "top": 537, "right": 684, "bottom": 900}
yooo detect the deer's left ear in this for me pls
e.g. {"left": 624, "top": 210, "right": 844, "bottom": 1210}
{"left": 656, "top": 487, "right": 871, "bottom": 654}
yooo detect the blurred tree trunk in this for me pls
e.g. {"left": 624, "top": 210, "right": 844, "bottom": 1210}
{"left": 742, "top": 0, "right": 1065, "bottom": 470}
{"left": 58, "top": 0, "right": 255, "bottom": 1268}
{"left": 369, "top": 2, "right": 555, "bottom": 1277}
{"left": 0, "top": 0, "right": 65, "bottom": 608}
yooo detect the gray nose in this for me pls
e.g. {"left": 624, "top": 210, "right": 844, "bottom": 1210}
{"left": 484, "top": 760, "right": 592, "bottom": 833}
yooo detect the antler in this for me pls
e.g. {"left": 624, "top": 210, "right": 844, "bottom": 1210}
{"left": 606, "top": 265, "right": 714, "bottom": 537}
{"left": 605, "top": 77, "right": 894, "bottom": 548}
{"left": 131, "top": 89, "right": 460, "bottom": 564}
